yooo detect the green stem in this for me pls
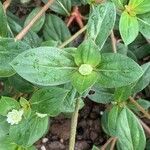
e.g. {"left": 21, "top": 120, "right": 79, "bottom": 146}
{"left": 69, "top": 98, "right": 80, "bottom": 150}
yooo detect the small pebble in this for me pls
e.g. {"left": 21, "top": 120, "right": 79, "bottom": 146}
{"left": 42, "top": 138, "right": 48, "bottom": 143}
{"left": 41, "top": 145, "right": 46, "bottom": 150}
{"left": 100, "top": 111, "right": 104, "bottom": 115}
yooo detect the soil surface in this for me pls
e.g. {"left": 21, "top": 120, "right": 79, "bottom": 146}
{"left": 35, "top": 99, "right": 107, "bottom": 150}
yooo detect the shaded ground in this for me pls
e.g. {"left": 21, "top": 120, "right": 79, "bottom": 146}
{"left": 36, "top": 100, "right": 107, "bottom": 150}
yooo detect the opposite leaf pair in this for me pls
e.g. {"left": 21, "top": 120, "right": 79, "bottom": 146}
{"left": 11, "top": 38, "right": 143, "bottom": 94}
{"left": 118, "top": 0, "right": 150, "bottom": 45}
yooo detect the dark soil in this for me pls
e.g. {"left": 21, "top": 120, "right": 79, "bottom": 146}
{"left": 35, "top": 100, "right": 107, "bottom": 150}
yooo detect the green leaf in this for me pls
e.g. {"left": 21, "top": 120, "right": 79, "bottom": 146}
{"left": 8, "top": 74, "right": 34, "bottom": 93}
{"left": 97, "top": 53, "right": 143, "bottom": 88}
{"left": 30, "top": 87, "right": 69, "bottom": 116}
{"left": 92, "top": 145, "right": 100, "bottom": 150}
{"left": 0, "top": 116, "right": 10, "bottom": 137}
{"left": 74, "top": 39, "right": 101, "bottom": 66}
{"left": 111, "top": 0, "right": 125, "bottom": 9}
{"left": 129, "top": 0, "right": 150, "bottom": 14}
{"left": 71, "top": 71, "right": 98, "bottom": 93}
{"left": 101, "top": 110, "right": 111, "bottom": 135}
{"left": 114, "top": 86, "right": 132, "bottom": 102}
{"left": 132, "top": 62, "right": 150, "bottom": 94}
{"left": 101, "top": 106, "right": 122, "bottom": 136}
{"left": 11, "top": 47, "right": 76, "bottom": 86}
{"left": 43, "top": 14, "right": 71, "bottom": 44}
{"left": 128, "top": 0, "right": 145, "bottom": 8}
{"left": 138, "top": 13, "right": 150, "bottom": 39}
{"left": 42, "top": 0, "right": 71, "bottom": 16}
{"left": 88, "top": 84, "right": 114, "bottom": 104}
{"left": 0, "top": 136, "right": 17, "bottom": 150}
{"left": 41, "top": 40, "right": 58, "bottom": 47}
{"left": 146, "top": 139, "right": 150, "bottom": 150}
{"left": 9, "top": 113, "right": 49, "bottom": 147}
{"left": 87, "top": 1, "right": 116, "bottom": 49}
{"left": 23, "top": 30, "right": 42, "bottom": 48}
{"left": 116, "top": 108, "right": 146, "bottom": 150}
{"left": 0, "top": 97, "right": 20, "bottom": 116}
{"left": 119, "top": 11, "right": 139, "bottom": 45}
{"left": 0, "top": 2, "right": 8, "bottom": 37}
{"left": 61, "top": 87, "right": 77, "bottom": 113}
{"left": 7, "top": 13, "right": 41, "bottom": 48}
{"left": 24, "top": 7, "right": 45, "bottom": 33}
{"left": 0, "top": 38, "right": 31, "bottom": 77}
{"left": 107, "top": 106, "right": 122, "bottom": 136}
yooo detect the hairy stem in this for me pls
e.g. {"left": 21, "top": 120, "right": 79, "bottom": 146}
{"left": 140, "top": 119, "right": 150, "bottom": 136}
{"left": 59, "top": 25, "right": 87, "bottom": 48}
{"left": 110, "top": 137, "right": 117, "bottom": 150}
{"left": 129, "top": 96, "right": 150, "bottom": 119}
{"left": 15, "top": 0, "right": 54, "bottom": 41}
{"left": 110, "top": 31, "right": 117, "bottom": 53}
{"left": 3, "top": 0, "right": 11, "bottom": 11}
{"left": 101, "top": 137, "right": 115, "bottom": 150}
{"left": 69, "top": 98, "right": 80, "bottom": 150}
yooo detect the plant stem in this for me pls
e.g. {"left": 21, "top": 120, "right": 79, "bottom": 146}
{"left": 101, "top": 137, "right": 114, "bottom": 150}
{"left": 69, "top": 98, "right": 80, "bottom": 150}
{"left": 129, "top": 96, "right": 150, "bottom": 119}
{"left": 110, "top": 31, "right": 117, "bottom": 53}
{"left": 140, "top": 119, "right": 150, "bottom": 136}
{"left": 59, "top": 25, "right": 87, "bottom": 48}
{"left": 15, "top": 0, "right": 54, "bottom": 41}
{"left": 110, "top": 137, "right": 117, "bottom": 150}
{"left": 3, "top": 0, "right": 11, "bottom": 11}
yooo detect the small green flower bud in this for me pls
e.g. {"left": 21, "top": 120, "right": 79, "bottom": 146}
{"left": 79, "top": 64, "right": 93, "bottom": 75}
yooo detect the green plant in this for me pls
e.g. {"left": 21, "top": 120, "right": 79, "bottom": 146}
{"left": 0, "top": 0, "right": 150, "bottom": 150}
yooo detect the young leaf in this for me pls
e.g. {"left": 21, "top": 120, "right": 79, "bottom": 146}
{"left": 97, "top": 53, "right": 143, "bottom": 88}
{"left": 9, "top": 113, "right": 49, "bottom": 147}
{"left": 42, "top": 0, "right": 71, "bottom": 16}
{"left": 116, "top": 108, "right": 146, "bottom": 150}
{"left": 24, "top": 7, "right": 45, "bottom": 33}
{"left": 30, "top": 87, "right": 69, "bottom": 116}
{"left": 119, "top": 11, "right": 139, "bottom": 45}
{"left": 11, "top": 47, "right": 76, "bottom": 86}
{"left": 132, "top": 62, "right": 150, "bottom": 94}
{"left": 74, "top": 39, "right": 101, "bottom": 66}
{"left": 138, "top": 13, "right": 150, "bottom": 39}
{"left": 87, "top": 1, "right": 116, "bottom": 49}
{"left": 43, "top": 14, "right": 71, "bottom": 44}
{"left": 71, "top": 71, "right": 98, "bottom": 93}
{"left": 0, "top": 97, "right": 20, "bottom": 116}
{"left": 0, "top": 2, "right": 8, "bottom": 37}
{"left": 0, "top": 38, "right": 31, "bottom": 77}
{"left": 129, "top": 0, "right": 150, "bottom": 14}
